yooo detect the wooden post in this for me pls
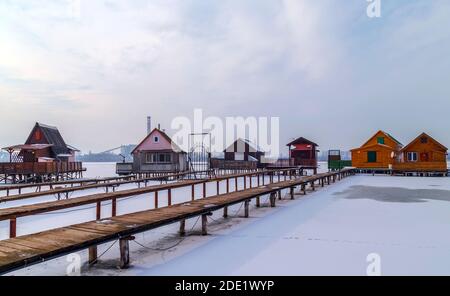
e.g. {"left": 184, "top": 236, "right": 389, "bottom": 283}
{"left": 223, "top": 206, "right": 228, "bottom": 218}
{"left": 244, "top": 176, "right": 247, "bottom": 189}
{"left": 155, "top": 191, "right": 159, "bottom": 209}
{"left": 290, "top": 187, "right": 295, "bottom": 200}
{"left": 257, "top": 174, "right": 260, "bottom": 187}
{"left": 256, "top": 196, "right": 261, "bottom": 207}
{"left": 179, "top": 220, "right": 186, "bottom": 236}
{"left": 112, "top": 198, "right": 117, "bottom": 217}
{"left": 249, "top": 176, "right": 253, "bottom": 188}
{"left": 203, "top": 182, "right": 206, "bottom": 198}
{"left": 202, "top": 214, "right": 208, "bottom": 235}
{"left": 216, "top": 181, "right": 220, "bottom": 195}
{"left": 311, "top": 181, "right": 315, "bottom": 191}
{"left": 88, "top": 246, "right": 98, "bottom": 265}
{"left": 235, "top": 177, "right": 238, "bottom": 191}
{"left": 244, "top": 200, "right": 250, "bottom": 218}
{"left": 302, "top": 184, "right": 307, "bottom": 195}
{"left": 270, "top": 192, "right": 276, "bottom": 207}
{"left": 9, "top": 218, "right": 16, "bottom": 238}
{"left": 168, "top": 188, "right": 172, "bottom": 206}
{"left": 226, "top": 178, "right": 230, "bottom": 193}
{"left": 191, "top": 185, "right": 195, "bottom": 201}
{"left": 96, "top": 202, "right": 101, "bottom": 220}
{"left": 278, "top": 190, "right": 282, "bottom": 200}
{"left": 119, "top": 238, "right": 131, "bottom": 269}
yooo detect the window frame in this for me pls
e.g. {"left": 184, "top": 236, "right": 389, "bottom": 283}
{"left": 407, "top": 152, "right": 418, "bottom": 162}
{"left": 145, "top": 152, "right": 172, "bottom": 164}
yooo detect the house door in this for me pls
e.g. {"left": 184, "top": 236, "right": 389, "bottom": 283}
{"left": 420, "top": 152, "right": 429, "bottom": 162}
{"left": 367, "top": 151, "right": 377, "bottom": 163}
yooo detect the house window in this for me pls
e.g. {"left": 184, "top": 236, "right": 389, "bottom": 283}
{"left": 407, "top": 152, "right": 418, "bottom": 162}
{"left": 154, "top": 136, "right": 159, "bottom": 143}
{"left": 146, "top": 152, "right": 171, "bottom": 163}
{"left": 367, "top": 151, "right": 377, "bottom": 163}
{"left": 146, "top": 153, "right": 157, "bottom": 163}
{"left": 420, "top": 137, "right": 428, "bottom": 144}
{"left": 377, "top": 137, "right": 385, "bottom": 145}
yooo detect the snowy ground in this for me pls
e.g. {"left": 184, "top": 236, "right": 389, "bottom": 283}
{"left": 5, "top": 172, "right": 450, "bottom": 276}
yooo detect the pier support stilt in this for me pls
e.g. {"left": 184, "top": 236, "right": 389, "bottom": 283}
{"left": 223, "top": 206, "right": 228, "bottom": 218}
{"left": 119, "top": 236, "right": 134, "bottom": 269}
{"left": 89, "top": 246, "right": 98, "bottom": 265}
{"left": 179, "top": 220, "right": 186, "bottom": 236}
{"left": 244, "top": 200, "right": 250, "bottom": 218}
{"left": 270, "top": 192, "right": 276, "bottom": 207}
{"left": 202, "top": 214, "right": 208, "bottom": 235}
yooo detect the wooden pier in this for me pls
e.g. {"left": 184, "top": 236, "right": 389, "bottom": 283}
{"left": 0, "top": 169, "right": 299, "bottom": 203}
{"left": 0, "top": 168, "right": 354, "bottom": 274}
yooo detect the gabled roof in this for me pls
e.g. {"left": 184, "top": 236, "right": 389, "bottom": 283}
{"left": 360, "top": 130, "right": 403, "bottom": 148}
{"left": 286, "top": 137, "right": 318, "bottom": 147}
{"left": 224, "top": 138, "right": 263, "bottom": 153}
{"left": 350, "top": 143, "right": 397, "bottom": 152}
{"left": 401, "top": 132, "right": 448, "bottom": 152}
{"left": 25, "top": 122, "right": 71, "bottom": 156}
{"left": 131, "top": 128, "right": 185, "bottom": 154}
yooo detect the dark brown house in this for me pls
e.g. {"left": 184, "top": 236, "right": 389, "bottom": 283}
{"left": 19, "top": 123, "right": 78, "bottom": 162}
{"left": 224, "top": 138, "right": 265, "bottom": 163}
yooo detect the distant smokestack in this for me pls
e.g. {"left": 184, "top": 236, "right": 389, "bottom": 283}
{"left": 158, "top": 123, "right": 161, "bottom": 130}
{"left": 147, "top": 116, "right": 152, "bottom": 135}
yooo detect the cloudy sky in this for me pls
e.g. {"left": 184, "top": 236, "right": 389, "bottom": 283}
{"left": 1, "top": 0, "right": 449, "bottom": 154}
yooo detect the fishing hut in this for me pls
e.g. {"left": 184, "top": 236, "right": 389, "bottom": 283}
{"left": 0, "top": 122, "right": 84, "bottom": 183}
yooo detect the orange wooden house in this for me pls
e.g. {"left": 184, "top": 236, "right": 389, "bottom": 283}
{"left": 351, "top": 130, "right": 403, "bottom": 169}
{"left": 394, "top": 133, "right": 448, "bottom": 172}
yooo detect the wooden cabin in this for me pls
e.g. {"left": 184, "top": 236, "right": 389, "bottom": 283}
{"left": 351, "top": 130, "right": 403, "bottom": 169}
{"left": 130, "top": 128, "right": 188, "bottom": 173}
{"left": 287, "top": 137, "right": 319, "bottom": 167}
{"left": 394, "top": 133, "right": 448, "bottom": 172}
{"left": 0, "top": 122, "right": 83, "bottom": 182}
{"left": 19, "top": 123, "right": 78, "bottom": 162}
{"left": 224, "top": 138, "right": 265, "bottom": 163}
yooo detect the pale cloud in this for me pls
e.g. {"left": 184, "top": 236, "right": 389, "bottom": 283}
{"left": 0, "top": 0, "right": 449, "bottom": 152}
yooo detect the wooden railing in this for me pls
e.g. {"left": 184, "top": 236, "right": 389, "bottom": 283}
{"left": 0, "top": 162, "right": 84, "bottom": 175}
{"left": 294, "top": 159, "right": 318, "bottom": 167}
{"left": 210, "top": 159, "right": 257, "bottom": 170}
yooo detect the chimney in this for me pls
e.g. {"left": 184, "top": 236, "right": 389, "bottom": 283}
{"left": 158, "top": 123, "right": 161, "bottom": 130}
{"left": 147, "top": 116, "right": 152, "bottom": 135}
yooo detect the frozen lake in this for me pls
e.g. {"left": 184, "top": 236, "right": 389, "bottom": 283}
{"left": 7, "top": 169, "right": 450, "bottom": 276}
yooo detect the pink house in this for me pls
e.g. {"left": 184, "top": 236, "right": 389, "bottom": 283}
{"left": 130, "top": 128, "right": 188, "bottom": 173}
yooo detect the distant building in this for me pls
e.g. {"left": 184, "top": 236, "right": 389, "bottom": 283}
{"left": 130, "top": 128, "right": 188, "bottom": 173}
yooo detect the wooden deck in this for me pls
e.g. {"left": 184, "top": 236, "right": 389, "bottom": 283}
{"left": 0, "top": 169, "right": 354, "bottom": 274}
{"left": 0, "top": 169, "right": 297, "bottom": 203}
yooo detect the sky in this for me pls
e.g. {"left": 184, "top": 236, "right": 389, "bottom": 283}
{"left": 1, "top": 0, "right": 450, "bottom": 154}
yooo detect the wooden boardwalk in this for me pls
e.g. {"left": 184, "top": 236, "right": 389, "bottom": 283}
{"left": 0, "top": 169, "right": 269, "bottom": 203}
{"left": 0, "top": 169, "right": 354, "bottom": 275}
{"left": 0, "top": 170, "right": 215, "bottom": 198}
